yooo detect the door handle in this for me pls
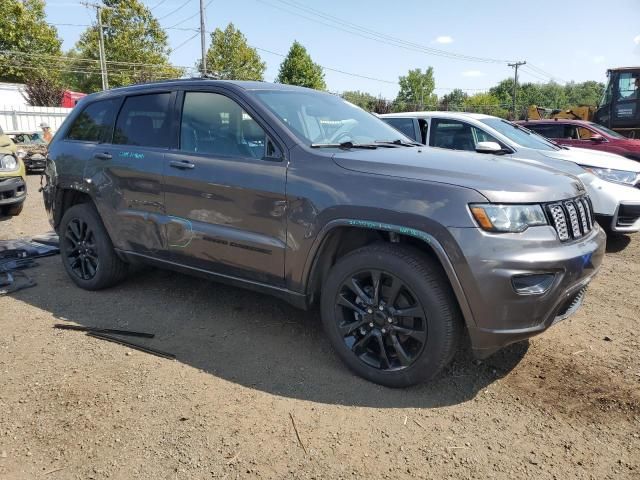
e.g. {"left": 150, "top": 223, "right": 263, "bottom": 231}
{"left": 169, "top": 160, "right": 195, "bottom": 170}
{"left": 94, "top": 152, "right": 112, "bottom": 160}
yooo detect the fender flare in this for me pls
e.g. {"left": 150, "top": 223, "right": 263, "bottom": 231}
{"left": 302, "top": 219, "right": 476, "bottom": 328}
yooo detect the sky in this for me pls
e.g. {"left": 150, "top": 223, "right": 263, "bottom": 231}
{"left": 44, "top": 0, "right": 640, "bottom": 98}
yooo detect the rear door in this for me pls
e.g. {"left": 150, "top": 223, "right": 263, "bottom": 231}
{"left": 83, "top": 91, "right": 175, "bottom": 257}
{"left": 163, "top": 88, "right": 287, "bottom": 286}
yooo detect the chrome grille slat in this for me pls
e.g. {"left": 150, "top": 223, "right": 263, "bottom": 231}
{"left": 565, "top": 201, "right": 582, "bottom": 237}
{"left": 547, "top": 195, "right": 593, "bottom": 242}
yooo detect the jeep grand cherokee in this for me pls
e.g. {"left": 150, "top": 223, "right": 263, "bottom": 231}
{"left": 42, "top": 80, "right": 605, "bottom": 387}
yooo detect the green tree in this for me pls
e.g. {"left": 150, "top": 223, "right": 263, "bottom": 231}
{"left": 201, "top": 23, "right": 265, "bottom": 80}
{"left": 564, "top": 81, "right": 604, "bottom": 106}
{"left": 465, "top": 92, "right": 509, "bottom": 118}
{"left": 0, "top": 0, "right": 62, "bottom": 83}
{"left": 275, "top": 41, "right": 326, "bottom": 90}
{"left": 69, "top": 0, "right": 182, "bottom": 92}
{"left": 439, "top": 88, "right": 468, "bottom": 111}
{"left": 395, "top": 67, "right": 437, "bottom": 111}
{"left": 341, "top": 90, "right": 377, "bottom": 110}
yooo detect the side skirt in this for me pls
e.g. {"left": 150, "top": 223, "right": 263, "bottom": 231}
{"left": 116, "top": 250, "right": 310, "bottom": 311}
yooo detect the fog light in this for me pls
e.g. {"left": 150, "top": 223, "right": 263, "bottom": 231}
{"left": 512, "top": 273, "right": 555, "bottom": 295}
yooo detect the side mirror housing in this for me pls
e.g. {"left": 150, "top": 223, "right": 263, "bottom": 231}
{"left": 589, "top": 134, "right": 605, "bottom": 143}
{"left": 475, "top": 141, "right": 504, "bottom": 154}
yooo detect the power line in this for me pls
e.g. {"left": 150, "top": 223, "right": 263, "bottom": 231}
{"left": 150, "top": 0, "right": 169, "bottom": 10}
{"left": 173, "top": 31, "right": 200, "bottom": 52}
{"left": 166, "top": 0, "right": 213, "bottom": 29}
{"left": 253, "top": 0, "right": 513, "bottom": 64}
{"left": 157, "top": 0, "right": 194, "bottom": 20}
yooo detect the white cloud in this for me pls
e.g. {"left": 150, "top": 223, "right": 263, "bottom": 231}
{"left": 634, "top": 34, "right": 640, "bottom": 45}
{"left": 592, "top": 55, "right": 605, "bottom": 64}
{"left": 435, "top": 36, "right": 453, "bottom": 44}
{"left": 462, "top": 70, "right": 485, "bottom": 77}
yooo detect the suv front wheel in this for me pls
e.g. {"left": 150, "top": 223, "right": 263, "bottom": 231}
{"left": 321, "top": 244, "right": 461, "bottom": 387}
{"left": 59, "top": 203, "right": 128, "bottom": 290}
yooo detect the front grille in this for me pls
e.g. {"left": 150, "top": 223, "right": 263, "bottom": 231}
{"left": 617, "top": 204, "right": 640, "bottom": 227}
{"left": 546, "top": 195, "right": 594, "bottom": 242}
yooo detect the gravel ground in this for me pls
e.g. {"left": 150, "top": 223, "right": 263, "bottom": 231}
{"left": 0, "top": 175, "right": 638, "bottom": 479}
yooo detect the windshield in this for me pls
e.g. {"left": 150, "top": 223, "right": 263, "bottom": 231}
{"left": 589, "top": 122, "right": 626, "bottom": 139}
{"left": 253, "top": 90, "right": 410, "bottom": 146}
{"left": 480, "top": 117, "right": 560, "bottom": 151}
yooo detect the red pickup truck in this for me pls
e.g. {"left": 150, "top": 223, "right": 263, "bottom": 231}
{"left": 519, "top": 119, "right": 640, "bottom": 162}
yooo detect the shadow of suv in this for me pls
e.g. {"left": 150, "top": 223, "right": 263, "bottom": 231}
{"left": 43, "top": 80, "right": 606, "bottom": 387}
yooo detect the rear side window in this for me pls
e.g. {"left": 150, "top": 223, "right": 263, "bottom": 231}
{"left": 66, "top": 99, "right": 118, "bottom": 142}
{"left": 383, "top": 118, "right": 417, "bottom": 141}
{"left": 114, "top": 93, "right": 171, "bottom": 148}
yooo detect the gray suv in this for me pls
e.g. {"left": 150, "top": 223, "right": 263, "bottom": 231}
{"left": 43, "top": 80, "right": 605, "bottom": 387}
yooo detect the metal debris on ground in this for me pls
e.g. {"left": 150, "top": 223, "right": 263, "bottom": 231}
{"left": 0, "top": 233, "right": 60, "bottom": 294}
{"left": 53, "top": 324, "right": 155, "bottom": 338}
{"left": 86, "top": 332, "right": 175, "bottom": 360}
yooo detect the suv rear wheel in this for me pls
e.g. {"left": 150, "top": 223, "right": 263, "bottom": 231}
{"left": 320, "top": 244, "right": 461, "bottom": 387}
{"left": 59, "top": 203, "right": 128, "bottom": 290}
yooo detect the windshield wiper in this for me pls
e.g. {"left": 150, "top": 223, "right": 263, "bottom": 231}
{"left": 375, "top": 139, "right": 421, "bottom": 147}
{"left": 311, "top": 141, "right": 378, "bottom": 149}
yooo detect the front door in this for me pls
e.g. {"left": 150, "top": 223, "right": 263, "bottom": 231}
{"left": 163, "top": 89, "right": 287, "bottom": 286}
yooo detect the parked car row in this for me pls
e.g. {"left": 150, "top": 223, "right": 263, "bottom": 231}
{"left": 42, "top": 80, "right": 607, "bottom": 387}
{"left": 380, "top": 112, "right": 640, "bottom": 234}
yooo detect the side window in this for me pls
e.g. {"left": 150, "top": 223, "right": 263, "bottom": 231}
{"left": 564, "top": 125, "right": 581, "bottom": 140}
{"left": 418, "top": 119, "right": 428, "bottom": 145}
{"left": 180, "top": 92, "right": 266, "bottom": 159}
{"left": 113, "top": 93, "right": 171, "bottom": 148}
{"left": 66, "top": 99, "right": 117, "bottom": 142}
{"left": 578, "top": 127, "right": 595, "bottom": 139}
{"left": 383, "top": 118, "right": 417, "bottom": 141}
{"left": 617, "top": 73, "right": 639, "bottom": 101}
{"left": 429, "top": 119, "right": 476, "bottom": 151}
{"left": 526, "top": 124, "right": 564, "bottom": 139}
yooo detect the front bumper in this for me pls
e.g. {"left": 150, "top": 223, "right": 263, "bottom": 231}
{"left": 584, "top": 174, "right": 640, "bottom": 232}
{"left": 0, "top": 176, "right": 27, "bottom": 208}
{"left": 24, "top": 155, "right": 46, "bottom": 171}
{"left": 448, "top": 224, "right": 606, "bottom": 358}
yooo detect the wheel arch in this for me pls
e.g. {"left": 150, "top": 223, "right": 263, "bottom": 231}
{"left": 303, "top": 219, "right": 476, "bottom": 329}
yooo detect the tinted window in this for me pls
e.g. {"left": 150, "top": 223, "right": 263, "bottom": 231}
{"left": 383, "top": 118, "right": 416, "bottom": 140}
{"left": 418, "top": 118, "right": 428, "bottom": 144}
{"left": 429, "top": 119, "right": 491, "bottom": 151}
{"left": 66, "top": 99, "right": 117, "bottom": 142}
{"left": 526, "top": 124, "right": 565, "bottom": 139}
{"left": 180, "top": 92, "right": 266, "bottom": 159}
{"left": 114, "top": 93, "right": 171, "bottom": 147}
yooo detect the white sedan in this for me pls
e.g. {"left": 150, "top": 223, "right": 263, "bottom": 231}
{"left": 380, "top": 111, "right": 640, "bottom": 234}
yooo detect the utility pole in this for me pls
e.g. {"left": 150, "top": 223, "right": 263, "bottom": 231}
{"left": 508, "top": 61, "right": 526, "bottom": 120}
{"left": 199, "top": 0, "right": 207, "bottom": 76}
{"left": 81, "top": 2, "right": 109, "bottom": 90}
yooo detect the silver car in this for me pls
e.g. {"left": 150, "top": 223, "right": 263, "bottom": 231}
{"left": 381, "top": 111, "right": 640, "bottom": 234}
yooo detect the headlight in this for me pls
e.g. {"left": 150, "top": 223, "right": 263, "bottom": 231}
{"left": 0, "top": 154, "right": 18, "bottom": 171}
{"left": 470, "top": 204, "right": 548, "bottom": 233}
{"left": 583, "top": 166, "right": 640, "bottom": 185}
{"left": 16, "top": 150, "right": 26, "bottom": 159}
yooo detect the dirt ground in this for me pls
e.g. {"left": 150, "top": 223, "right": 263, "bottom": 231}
{"left": 1, "top": 175, "right": 638, "bottom": 479}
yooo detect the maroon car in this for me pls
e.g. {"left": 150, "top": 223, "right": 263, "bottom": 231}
{"left": 519, "top": 119, "right": 640, "bottom": 161}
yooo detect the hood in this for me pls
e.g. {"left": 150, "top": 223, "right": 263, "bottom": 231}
{"left": 332, "top": 147, "right": 586, "bottom": 203}
{"left": 541, "top": 147, "right": 640, "bottom": 172}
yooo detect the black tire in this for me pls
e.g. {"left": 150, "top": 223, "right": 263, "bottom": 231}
{"left": 59, "top": 203, "right": 128, "bottom": 290}
{"left": 3, "top": 203, "right": 23, "bottom": 216}
{"left": 320, "top": 243, "right": 462, "bottom": 387}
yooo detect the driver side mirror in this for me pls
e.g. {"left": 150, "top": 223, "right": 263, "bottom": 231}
{"left": 589, "top": 134, "right": 605, "bottom": 143}
{"left": 475, "top": 141, "right": 504, "bottom": 154}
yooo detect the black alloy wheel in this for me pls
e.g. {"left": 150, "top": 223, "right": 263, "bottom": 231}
{"left": 64, "top": 217, "right": 99, "bottom": 280}
{"left": 335, "top": 269, "right": 427, "bottom": 371}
